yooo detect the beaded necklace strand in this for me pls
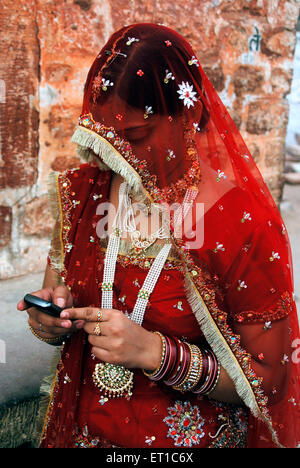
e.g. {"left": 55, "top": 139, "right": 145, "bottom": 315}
{"left": 93, "top": 181, "right": 171, "bottom": 399}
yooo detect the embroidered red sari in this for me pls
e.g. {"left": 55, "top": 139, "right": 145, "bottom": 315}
{"left": 37, "top": 24, "right": 300, "bottom": 448}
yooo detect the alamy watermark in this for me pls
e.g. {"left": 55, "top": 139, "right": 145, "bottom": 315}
{"left": 95, "top": 197, "right": 205, "bottom": 250}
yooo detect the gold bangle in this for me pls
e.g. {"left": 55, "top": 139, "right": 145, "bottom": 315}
{"left": 142, "top": 331, "right": 166, "bottom": 378}
{"left": 173, "top": 344, "right": 203, "bottom": 392}
{"left": 28, "top": 324, "right": 66, "bottom": 345}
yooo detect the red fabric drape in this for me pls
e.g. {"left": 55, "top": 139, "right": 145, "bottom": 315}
{"left": 40, "top": 23, "right": 300, "bottom": 448}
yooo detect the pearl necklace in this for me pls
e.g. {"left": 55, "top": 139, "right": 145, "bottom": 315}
{"left": 92, "top": 182, "right": 171, "bottom": 399}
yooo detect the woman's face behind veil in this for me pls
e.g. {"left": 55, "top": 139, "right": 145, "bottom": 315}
{"left": 80, "top": 23, "right": 208, "bottom": 198}
{"left": 90, "top": 95, "right": 193, "bottom": 188}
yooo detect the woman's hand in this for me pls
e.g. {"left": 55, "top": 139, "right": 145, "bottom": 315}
{"left": 61, "top": 307, "right": 162, "bottom": 371}
{"left": 17, "top": 285, "right": 82, "bottom": 339}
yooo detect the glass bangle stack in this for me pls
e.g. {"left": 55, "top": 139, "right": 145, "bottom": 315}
{"left": 143, "top": 332, "right": 221, "bottom": 396}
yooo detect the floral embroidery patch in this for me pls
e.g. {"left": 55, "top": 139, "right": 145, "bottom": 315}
{"left": 237, "top": 280, "right": 247, "bottom": 291}
{"left": 74, "top": 425, "right": 119, "bottom": 448}
{"left": 163, "top": 400, "right": 205, "bottom": 447}
{"left": 269, "top": 251, "right": 280, "bottom": 262}
{"left": 144, "top": 106, "right": 153, "bottom": 119}
{"left": 164, "top": 69, "right": 175, "bottom": 83}
{"left": 177, "top": 82, "right": 197, "bottom": 109}
{"left": 145, "top": 435, "right": 156, "bottom": 446}
{"left": 216, "top": 169, "right": 227, "bottom": 182}
{"left": 126, "top": 37, "right": 139, "bottom": 46}
{"left": 166, "top": 149, "right": 176, "bottom": 161}
{"left": 173, "top": 300, "right": 184, "bottom": 311}
{"left": 101, "top": 78, "right": 114, "bottom": 92}
{"left": 213, "top": 241, "right": 225, "bottom": 253}
{"left": 241, "top": 211, "right": 252, "bottom": 223}
{"left": 63, "top": 373, "right": 72, "bottom": 384}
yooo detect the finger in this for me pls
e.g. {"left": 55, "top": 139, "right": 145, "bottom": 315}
{"left": 83, "top": 321, "right": 108, "bottom": 336}
{"left": 29, "top": 314, "right": 83, "bottom": 336}
{"left": 90, "top": 345, "right": 111, "bottom": 363}
{"left": 88, "top": 334, "right": 111, "bottom": 352}
{"left": 62, "top": 307, "right": 108, "bottom": 322}
{"left": 28, "top": 306, "right": 73, "bottom": 330}
{"left": 17, "top": 288, "right": 54, "bottom": 311}
{"left": 28, "top": 316, "right": 54, "bottom": 338}
{"left": 25, "top": 304, "right": 75, "bottom": 330}
{"left": 52, "top": 285, "right": 73, "bottom": 309}
{"left": 28, "top": 316, "right": 70, "bottom": 337}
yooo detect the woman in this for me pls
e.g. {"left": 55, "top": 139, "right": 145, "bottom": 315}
{"left": 18, "top": 23, "right": 300, "bottom": 448}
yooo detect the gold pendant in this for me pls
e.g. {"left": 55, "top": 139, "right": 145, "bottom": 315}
{"left": 130, "top": 230, "right": 157, "bottom": 256}
{"left": 92, "top": 363, "right": 134, "bottom": 399}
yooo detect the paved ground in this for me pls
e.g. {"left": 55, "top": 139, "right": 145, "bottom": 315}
{"left": 0, "top": 272, "right": 55, "bottom": 406}
{"left": 0, "top": 183, "right": 299, "bottom": 407}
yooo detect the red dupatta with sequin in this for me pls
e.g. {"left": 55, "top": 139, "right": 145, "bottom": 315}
{"left": 39, "top": 23, "right": 300, "bottom": 448}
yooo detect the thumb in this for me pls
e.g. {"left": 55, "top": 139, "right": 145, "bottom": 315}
{"left": 52, "top": 285, "right": 72, "bottom": 309}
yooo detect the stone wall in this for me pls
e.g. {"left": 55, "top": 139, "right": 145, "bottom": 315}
{"left": 0, "top": 0, "right": 299, "bottom": 279}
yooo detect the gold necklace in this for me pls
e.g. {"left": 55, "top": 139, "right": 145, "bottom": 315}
{"left": 127, "top": 189, "right": 165, "bottom": 256}
{"left": 129, "top": 230, "right": 160, "bottom": 256}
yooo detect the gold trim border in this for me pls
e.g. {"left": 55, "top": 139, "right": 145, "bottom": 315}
{"left": 71, "top": 125, "right": 154, "bottom": 204}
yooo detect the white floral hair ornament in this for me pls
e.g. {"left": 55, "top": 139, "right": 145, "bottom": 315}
{"left": 177, "top": 81, "right": 197, "bottom": 109}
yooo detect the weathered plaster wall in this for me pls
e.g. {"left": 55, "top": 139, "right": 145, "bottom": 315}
{"left": 0, "top": 0, "right": 299, "bottom": 279}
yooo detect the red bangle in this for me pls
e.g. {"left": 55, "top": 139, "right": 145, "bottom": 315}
{"left": 161, "top": 335, "right": 179, "bottom": 381}
{"left": 199, "top": 352, "right": 214, "bottom": 394}
{"left": 164, "top": 339, "right": 186, "bottom": 386}
{"left": 168, "top": 341, "right": 191, "bottom": 388}
{"left": 171, "top": 341, "right": 191, "bottom": 386}
{"left": 202, "top": 350, "right": 220, "bottom": 395}
{"left": 192, "top": 349, "right": 220, "bottom": 395}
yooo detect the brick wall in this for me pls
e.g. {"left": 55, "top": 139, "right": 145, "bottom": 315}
{"left": 0, "top": 0, "right": 299, "bottom": 279}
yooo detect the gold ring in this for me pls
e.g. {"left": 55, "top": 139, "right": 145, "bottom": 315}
{"left": 94, "top": 323, "right": 101, "bottom": 336}
{"left": 97, "top": 310, "right": 103, "bottom": 322}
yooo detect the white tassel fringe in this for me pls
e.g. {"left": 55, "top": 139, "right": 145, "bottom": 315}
{"left": 71, "top": 126, "right": 142, "bottom": 192}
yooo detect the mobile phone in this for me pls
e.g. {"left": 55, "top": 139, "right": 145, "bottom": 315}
{"left": 23, "top": 293, "right": 63, "bottom": 319}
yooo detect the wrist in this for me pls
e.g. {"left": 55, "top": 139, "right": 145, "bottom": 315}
{"left": 142, "top": 331, "right": 163, "bottom": 372}
{"left": 29, "top": 324, "right": 69, "bottom": 345}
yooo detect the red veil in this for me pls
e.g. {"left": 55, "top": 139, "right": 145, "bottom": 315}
{"left": 40, "top": 23, "right": 300, "bottom": 448}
